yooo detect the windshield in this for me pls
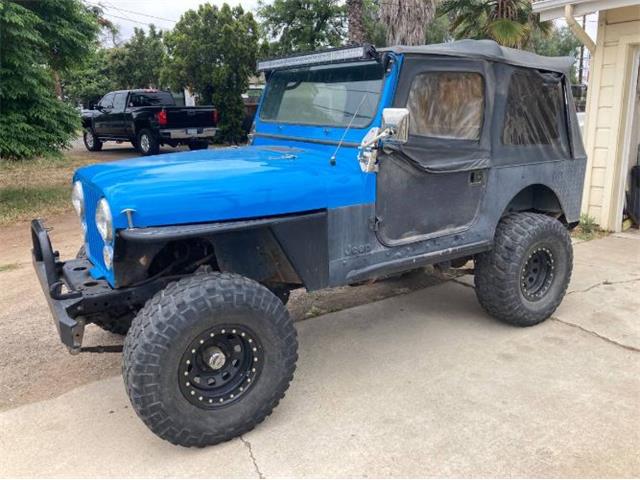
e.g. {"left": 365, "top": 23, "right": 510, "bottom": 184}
{"left": 260, "top": 61, "right": 385, "bottom": 128}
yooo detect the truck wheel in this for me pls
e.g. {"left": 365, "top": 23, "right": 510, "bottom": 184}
{"left": 123, "top": 272, "right": 298, "bottom": 447}
{"left": 136, "top": 129, "right": 159, "bottom": 156}
{"left": 474, "top": 213, "right": 572, "bottom": 327}
{"left": 188, "top": 141, "right": 209, "bottom": 151}
{"left": 83, "top": 128, "right": 103, "bottom": 152}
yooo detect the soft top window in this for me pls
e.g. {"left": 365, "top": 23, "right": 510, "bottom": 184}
{"left": 502, "top": 69, "right": 566, "bottom": 146}
{"left": 406, "top": 71, "right": 484, "bottom": 141}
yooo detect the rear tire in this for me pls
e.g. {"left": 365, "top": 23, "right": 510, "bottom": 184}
{"left": 136, "top": 129, "right": 159, "bottom": 156}
{"left": 123, "top": 272, "right": 298, "bottom": 447}
{"left": 83, "top": 128, "right": 103, "bottom": 152}
{"left": 474, "top": 213, "right": 572, "bottom": 327}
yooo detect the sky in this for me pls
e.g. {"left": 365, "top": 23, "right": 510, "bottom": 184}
{"left": 86, "top": 0, "right": 261, "bottom": 43}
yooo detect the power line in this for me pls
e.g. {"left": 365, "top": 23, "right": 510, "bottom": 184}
{"left": 85, "top": 1, "right": 176, "bottom": 24}
{"left": 102, "top": 1, "right": 177, "bottom": 23}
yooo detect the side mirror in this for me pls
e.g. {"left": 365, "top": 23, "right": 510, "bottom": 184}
{"left": 358, "top": 108, "right": 410, "bottom": 173}
{"left": 95, "top": 104, "right": 104, "bottom": 111}
{"left": 381, "top": 108, "right": 410, "bottom": 145}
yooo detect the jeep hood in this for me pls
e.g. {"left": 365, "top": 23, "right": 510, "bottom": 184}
{"left": 75, "top": 145, "right": 374, "bottom": 229}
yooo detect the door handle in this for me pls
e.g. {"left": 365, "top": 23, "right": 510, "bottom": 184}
{"left": 469, "top": 170, "right": 485, "bottom": 185}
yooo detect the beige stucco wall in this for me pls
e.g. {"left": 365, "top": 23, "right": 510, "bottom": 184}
{"left": 582, "top": 5, "right": 640, "bottom": 231}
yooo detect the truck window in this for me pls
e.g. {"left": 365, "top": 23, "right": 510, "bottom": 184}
{"left": 502, "top": 69, "right": 566, "bottom": 147}
{"left": 129, "top": 91, "right": 176, "bottom": 107}
{"left": 99, "top": 93, "right": 114, "bottom": 108}
{"left": 112, "top": 92, "right": 127, "bottom": 113}
{"left": 406, "top": 72, "right": 484, "bottom": 141}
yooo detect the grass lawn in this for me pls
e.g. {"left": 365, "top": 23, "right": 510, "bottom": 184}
{"left": 0, "top": 149, "right": 104, "bottom": 226}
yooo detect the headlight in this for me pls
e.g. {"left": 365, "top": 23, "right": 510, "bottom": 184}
{"left": 71, "top": 181, "right": 84, "bottom": 217}
{"left": 95, "top": 198, "right": 113, "bottom": 243}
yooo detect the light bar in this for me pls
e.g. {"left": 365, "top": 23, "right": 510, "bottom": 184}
{"left": 257, "top": 46, "right": 371, "bottom": 71}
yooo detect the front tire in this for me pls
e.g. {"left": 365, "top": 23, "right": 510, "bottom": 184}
{"left": 123, "top": 273, "right": 298, "bottom": 447}
{"left": 83, "top": 128, "right": 103, "bottom": 152}
{"left": 136, "top": 129, "right": 159, "bottom": 156}
{"left": 474, "top": 213, "right": 572, "bottom": 327}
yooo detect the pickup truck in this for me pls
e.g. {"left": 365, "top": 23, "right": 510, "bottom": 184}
{"left": 81, "top": 89, "right": 219, "bottom": 156}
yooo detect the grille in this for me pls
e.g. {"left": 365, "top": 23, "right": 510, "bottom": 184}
{"left": 82, "top": 182, "right": 107, "bottom": 272}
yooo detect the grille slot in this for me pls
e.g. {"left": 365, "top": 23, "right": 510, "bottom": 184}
{"left": 82, "top": 182, "right": 106, "bottom": 271}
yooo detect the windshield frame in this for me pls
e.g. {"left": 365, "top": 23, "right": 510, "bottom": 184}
{"left": 257, "top": 60, "right": 386, "bottom": 130}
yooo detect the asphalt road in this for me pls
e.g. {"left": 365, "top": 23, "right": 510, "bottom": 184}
{"left": 0, "top": 220, "right": 638, "bottom": 476}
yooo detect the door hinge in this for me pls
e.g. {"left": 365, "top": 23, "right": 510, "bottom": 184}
{"left": 369, "top": 217, "right": 380, "bottom": 232}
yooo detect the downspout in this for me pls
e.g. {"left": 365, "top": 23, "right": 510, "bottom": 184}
{"left": 564, "top": 4, "right": 596, "bottom": 53}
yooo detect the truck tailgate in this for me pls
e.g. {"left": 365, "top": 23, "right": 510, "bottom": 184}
{"left": 165, "top": 107, "right": 217, "bottom": 129}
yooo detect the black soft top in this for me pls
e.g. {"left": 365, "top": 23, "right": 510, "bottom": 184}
{"left": 384, "top": 39, "right": 573, "bottom": 74}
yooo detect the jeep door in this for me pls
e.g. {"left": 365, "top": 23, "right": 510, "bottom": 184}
{"left": 94, "top": 92, "right": 114, "bottom": 135}
{"left": 376, "top": 57, "right": 493, "bottom": 246}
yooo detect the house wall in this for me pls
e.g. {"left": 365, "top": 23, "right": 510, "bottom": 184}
{"left": 582, "top": 6, "right": 640, "bottom": 230}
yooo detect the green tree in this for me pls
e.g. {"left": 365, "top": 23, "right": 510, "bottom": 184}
{"left": 63, "top": 48, "right": 116, "bottom": 108}
{"left": 439, "top": 0, "right": 552, "bottom": 48}
{"left": 113, "top": 26, "right": 166, "bottom": 89}
{"left": 258, "top": 0, "right": 345, "bottom": 55}
{"left": 162, "top": 3, "right": 259, "bottom": 143}
{"left": 362, "top": 0, "right": 387, "bottom": 46}
{"left": 530, "top": 25, "right": 581, "bottom": 82}
{"left": 0, "top": 1, "right": 98, "bottom": 160}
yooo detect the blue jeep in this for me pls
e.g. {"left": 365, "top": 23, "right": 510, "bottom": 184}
{"left": 32, "top": 40, "right": 586, "bottom": 447}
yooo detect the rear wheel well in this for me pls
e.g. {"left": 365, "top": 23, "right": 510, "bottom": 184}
{"left": 503, "top": 184, "right": 570, "bottom": 226}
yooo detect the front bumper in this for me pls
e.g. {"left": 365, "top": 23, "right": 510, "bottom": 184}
{"left": 31, "top": 219, "right": 171, "bottom": 353}
{"left": 159, "top": 127, "right": 217, "bottom": 140}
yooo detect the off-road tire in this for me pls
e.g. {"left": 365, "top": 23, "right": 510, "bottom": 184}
{"left": 474, "top": 213, "right": 572, "bottom": 327}
{"left": 83, "top": 128, "right": 103, "bottom": 152}
{"left": 123, "top": 272, "right": 298, "bottom": 447}
{"left": 188, "top": 140, "right": 209, "bottom": 150}
{"left": 76, "top": 245, "right": 133, "bottom": 335}
{"left": 136, "top": 129, "right": 159, "bottom": 156}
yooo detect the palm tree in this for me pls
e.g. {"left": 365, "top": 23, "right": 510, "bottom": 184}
{"left": 347, "top": 0, "right": 365, "bottom": 44}
{"left": 439, "top": 0, "right": 552, "bottom": 49}
{"left": 380, "top": 0, "right": 438, "bottom": 46}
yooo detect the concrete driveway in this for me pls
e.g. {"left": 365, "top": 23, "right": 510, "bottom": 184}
{"left": 0, "top": 231, "right": 638, "bottom": 477}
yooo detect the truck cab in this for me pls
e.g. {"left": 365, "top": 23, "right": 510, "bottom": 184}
{"left": 32, "top": 40, "right": 586, "bottom": 447}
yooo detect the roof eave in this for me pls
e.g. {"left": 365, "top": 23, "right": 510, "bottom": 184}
{"left": 533, "top": 0, "right": 640, "bottom": 21}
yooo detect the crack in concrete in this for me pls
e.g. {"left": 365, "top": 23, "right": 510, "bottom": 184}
{"left": 567, "top": 277, "right": 640, "bottom": 295}
{"left": 240, "top": 435, "right": 265, "bottom": 479}
{"left": 550, "top": 317, "right": 639, "bottom": 353}
{"left": 447, "top": 277, "right": 639, "bottom": 353}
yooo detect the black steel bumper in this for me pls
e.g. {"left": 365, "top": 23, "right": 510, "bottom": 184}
{"left": 31, "top": 219, "right": 114, "bottom": 353}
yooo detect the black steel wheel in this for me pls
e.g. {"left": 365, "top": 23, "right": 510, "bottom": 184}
{"left": 179, "top": 325, "right": 263, "bottom": 408}
{"left": 474, "top": 213, "right": 572, "bottom": 327}
{"left": 123, "top": 272, "right": 298, "bottom": 447}
{"left": 520, "top": 246, "right": 555, "bottom": 301}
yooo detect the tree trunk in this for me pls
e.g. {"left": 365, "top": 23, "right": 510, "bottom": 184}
{"left": 347, "top": 0, "right": 365, "bottom": 45}
{"left": 380, "top": 0, "right": 437, "bottom": 46}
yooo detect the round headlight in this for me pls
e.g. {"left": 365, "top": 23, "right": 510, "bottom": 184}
{"left": 71, "top": 181, "right": 84, "bottom": 217}
{"left": 95, "top": 198, "right": 113, "bottom": 243}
